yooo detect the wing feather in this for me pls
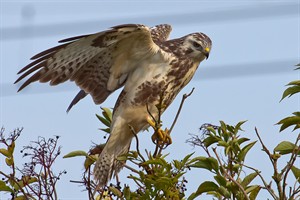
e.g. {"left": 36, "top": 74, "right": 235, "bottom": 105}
{"left": 150, "top": 24, "right": 172, "bottom": 42}
{"left": 16, "top": 24, "right": 172, "bottom": 110}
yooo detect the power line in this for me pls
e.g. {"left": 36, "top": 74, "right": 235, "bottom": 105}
{"left": 1, "top": 59, "right": 296, "bottom": 97}
{"left": 0, "top": 2, "right": 298, "bottom": 40}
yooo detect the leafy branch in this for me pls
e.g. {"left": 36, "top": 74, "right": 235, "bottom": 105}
{"left": 0, "top": 128, "right": 66, "bottom": 200}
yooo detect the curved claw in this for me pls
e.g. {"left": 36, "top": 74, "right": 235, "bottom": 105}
{"left": 147, "top": 117, "right": 172, "bottom": 145}
{"left": 151, "top": 128, "right": 172, "bottom": 145}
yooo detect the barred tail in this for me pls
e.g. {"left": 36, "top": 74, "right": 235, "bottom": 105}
{"left": 93, "top": 127, "right": 133, "bottom": 187}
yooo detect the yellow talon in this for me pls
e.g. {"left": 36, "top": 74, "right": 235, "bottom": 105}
{"left": 147, "top": 117, "right": 156, "bottom": 128}
{"left": 147, "top": 117, "right": 172, "bottom": 145}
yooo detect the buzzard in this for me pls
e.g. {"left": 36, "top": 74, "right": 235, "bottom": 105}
{"left": 15, "top": 24, "right": 212, "bottom": 186}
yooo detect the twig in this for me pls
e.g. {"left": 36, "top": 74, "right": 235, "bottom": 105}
{"left": 186, "top": 133, "right": 212, "bottom": 157}
{"left": 0, "top": 171, "right": 29, "bottom": 198}
{"left": 87, "top": 167, "right": 95, "bottom": 200}
{"left": 153, "top": 143, "right": 160, "bottom": 158}
{"left": 240, "top": 163, "right": 278, "bottom": 199}
{"left": 255, "top": 127, "right": 283, "bottom": 198}
{"left": 129, "top": 125, "right": 146, "bottom": 163}
{"left": 157, "top": 140, "right": 170, "bottom": 156}
{"left": 70, "top": 180, "right": 85, "bottom": 184}
{"left": 124, "top": 164, "right": 139, "bottom": 174}
{"left": 169, "top": 88, "right": 194, "bottom": 134}
{"left": 290, "top": 183, "right": 300, "bottom": 200}
{"left": 156, "top": 88, "right": 195, "bottom": 156}
{"left": 282, "top": 133, "right": 300, "bottom": 199}
{"left": 212, "top": 148, "right": 250, "bottom": 200}
{"left": 129, "top": 174, "right": 144, "bottom": 188}
{"left": 151, "top": 92, "right": 166, "bottom": 157}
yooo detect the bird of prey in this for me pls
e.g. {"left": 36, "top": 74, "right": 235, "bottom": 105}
{"left": 15, "top": 24, "right": 212, "bottom": 186}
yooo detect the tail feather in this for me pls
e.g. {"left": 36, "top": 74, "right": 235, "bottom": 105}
{"left": 93, "top": 131, "right": 132, "bottom": 187}
{"left": 94, "top": 150, "right": 115, "bottom": 186}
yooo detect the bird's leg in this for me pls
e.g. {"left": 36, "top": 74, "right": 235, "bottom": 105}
{"left": 147, "top": 117, "right": 172, "bottom": 146}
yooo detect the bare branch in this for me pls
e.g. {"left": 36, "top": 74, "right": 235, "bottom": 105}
{"left": 129, "top": 124, "right": 146, "bottom": 163}
{"left": 240, "top": 163, "right": 278, "bottom": 199}
{"left": 169, "top": 88, "right": 194, "bottom": 134}
{"left": 123, "top": 164, "right": 139, "bottom": 174}
{"left": 255, "top": 127, "right": 283, "bottom": 198}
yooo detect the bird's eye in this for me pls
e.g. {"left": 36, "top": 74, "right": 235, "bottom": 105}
{"left": 193, "top": 41, "right": 201, "bottom": 48}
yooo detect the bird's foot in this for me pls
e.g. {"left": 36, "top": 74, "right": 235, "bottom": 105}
{"left": 147, "top": 118, "right": 172, "bottom": 146}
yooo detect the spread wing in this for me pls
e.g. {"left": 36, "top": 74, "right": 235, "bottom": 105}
{"left": 151, "top": 24, "right": 172, "bottom": 43}
{"left": 15, "top": 24, "right": 172, "bottom": 111}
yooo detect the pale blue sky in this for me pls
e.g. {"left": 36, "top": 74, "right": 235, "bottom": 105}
{"left": 1, "top": 1, "right": 299, "bottom": 199}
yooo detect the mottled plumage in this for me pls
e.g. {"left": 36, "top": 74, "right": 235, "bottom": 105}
{"left": 15, "top": 24, "right": 212, "bottom": 186}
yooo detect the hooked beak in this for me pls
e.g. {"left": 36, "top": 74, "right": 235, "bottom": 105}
{"left": 203, "top": 47, "right": 210, "bottom": 59}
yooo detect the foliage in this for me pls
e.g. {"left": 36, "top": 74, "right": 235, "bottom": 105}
{"left": 280, "top": 64, "right": 300, "bottom": 101}
{"left": 0, "top": 128, "right": 66, "bottom": 199}
{"left": 186, "top": 121, "right": 260, "bottom": 200}
{"left": 1, "top": 64, "right": 300, "bottom": 199}
{"left": 187, "top": 123, "right": 300, "bottom": 200}
{"left": 277, "top": 64, "right": 300, "bottom": 132}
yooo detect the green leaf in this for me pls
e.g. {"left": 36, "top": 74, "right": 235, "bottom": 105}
{"left": 63, "top": 150, "right": 88, "bottom": 158}
{"left": 109, "top": 186, "right": 122, "bottom": 197}
{"left": 241, "top": 172, "right": 258, "bottom": 187}
{"left": 182, "top": 152, "right": 194, "bottom": 165}
{"left": 217, "top": 186, "right": 231, "bottom": 198}
{"left": 5, "top": 157, "right": 13, "bottom": 166}
{"left": 173, "top": 160, "right": 182, "bottom": 170}
{"left": 249, "top": 185, "right": 261, "bottom": 200}
{"left": 189, "top": 157, "right": 218, "bottom": 172}
{"left": 0, "top": 180, "right": 13, "bottom": 192}
{"left": 218, "top": 140, "right": 228, "bottom": 147}
{"left": 142, "top": 158, "right": 169, "bottom": 167}
{"left": 206, "top": 126, "right": 217, "bottom": 134}
{"left": 123, "top": 186, "right": 131, "bottom": 199}
{"left": 277, "top": 114, "right": 300, "bottom": 132}
{"left": 14, "top": 176, "right": 38, "bottom": 190}
{"left": 101, "top": 107, "right": 112, "bottom": 122}
{"left": 280, "top": 85, "right": 300, "bottom": 101}
{"left": 84, "top": 155, "right": 97, "bottom": 169}
{"left": 117, "top": 155, "right": 128, "bottom": 161}
{"left": 0, "top": 148, "right": 11, "bottom": 157}
{"left": 287, "top": 80, "right": 300, "bottom": 86}
{"left": 274, "top": 141, "right": 297, "bottom": 155}
{"left": 188, "top": 181, "right": 219, "bottom": 200}
{"left": 293, "top": 112, "right": 300, "bottom": 117}
{"left": 8, "top": 142, "right": 15, "bottom": 155}
{"left": 214, "top": 175, "right": 227, "bottom": 187}
{"left": 202, "top": 135, "right": 220, "bottom": 147}
{"left": 207, "top": 157, "right": 219, "bottom": 172}
{"left": 234, "top": 120, "right": 247, "bottom": 134}
{"left": 189, "top": 159, "right": 212, "bottom": 171}
{"left": 13, "top": 196, "right": 27, "bottom": 200}
{"left": 226, "top": 125, "right": 234, "bottom": 134}
{"left": 157, "top": 177, "right": 173, "bottom": 185}
{"left": 291, "top": 166, "right": 300, "bottom": 183}
{"left": 219, "top": 121, "right": 229, "bottom": 141}
{"left": 95, "top": 114, "right": 111, "bottom": 127}
{"left": 237, "top": 141, "right": 257, "bottom": 162}
{"left": 100, "top": 128, "right": 111, "bottom": 134}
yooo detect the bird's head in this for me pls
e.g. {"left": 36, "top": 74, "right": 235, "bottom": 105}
{"left": 183, "top": 33, "right": 212, "bottom": 62}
